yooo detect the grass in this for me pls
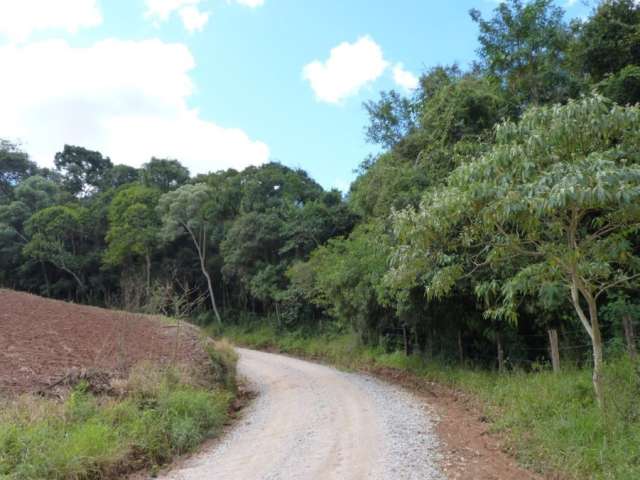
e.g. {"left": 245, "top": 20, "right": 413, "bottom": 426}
{"left": 0, "top": 341, "right": 238, "bottom": 480}
{"left": 221, "top": 322, "right": 640, "bottom": 480}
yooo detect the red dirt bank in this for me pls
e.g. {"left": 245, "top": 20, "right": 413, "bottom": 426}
{"left": 0, "top": 289, "right": 207, "bottom": 395}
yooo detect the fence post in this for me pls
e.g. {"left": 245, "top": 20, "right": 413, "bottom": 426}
{"left": 623, "top": 315, "right": 637, "bottom": 360}
{"left": 548, "top": 328, "right": 560, "bottom": 373}
{"left": 497, "top": 333, "right": 504, "bottom": 373}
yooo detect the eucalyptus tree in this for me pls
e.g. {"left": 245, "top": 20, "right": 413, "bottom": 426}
{"left": 157, "top": 183, "right": 222, "bottom": 325}
{"left": 390, "top": 96, "right": 640, "bottom": 407}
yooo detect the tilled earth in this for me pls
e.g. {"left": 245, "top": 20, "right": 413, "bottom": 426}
{"left": 158, "top": 348, "right": 446, "bottom": 480}
{"left": 0, "top": 289, "right": 209, "bottom": 395}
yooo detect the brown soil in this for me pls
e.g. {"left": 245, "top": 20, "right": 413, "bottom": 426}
{"left": 0, "top": 289, "right": 209, "bottom": 396}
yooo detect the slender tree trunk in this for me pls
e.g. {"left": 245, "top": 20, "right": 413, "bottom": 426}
{"left": 622, "top": 315, "right": 637, "bottom": 361}
{"left": 497, "top": 333, "right": 505, "bottom": 373}
{"left": 184, "top": 224, "right": 221, "bottom": 325}
{"left": 202, "top": 267, "right": 221, "bottom": 325}
{"left": 584, "top": 293, "right": 605, "bottom": 409}
{"left": 275, "top": 301, "right": 281, "bottom": 327}
{"left": 40, "top": 261, "right": 50, "bottom": 297}
{"left": 548, "top": 328, "right": 560, "bottom": 373}
{"left": 402, "top": 324, "right": 413, "bottom": 356}
{"left": 458, "top": 329, "right": 464, "bottom": 364}
{"left": 145, "top": 253, "right": 151, "bottom": 297}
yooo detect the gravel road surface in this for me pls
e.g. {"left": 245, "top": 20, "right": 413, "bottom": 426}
{"left": 159, "top": 348, "right": 445, "bottom": 480}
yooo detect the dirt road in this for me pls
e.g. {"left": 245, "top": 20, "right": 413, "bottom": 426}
{"left": 159, "top": 348, "right": 444, "bottom": 480}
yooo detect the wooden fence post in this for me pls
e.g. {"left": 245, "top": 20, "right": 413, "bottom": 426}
{"left": 497, "top": 333, "right": 505, "bottom": 373}
{"left": 548, "top": 328, "right": 560, "bottom": 373}
{"left": 623, "top": 315, "right": 637, "bottom": 361}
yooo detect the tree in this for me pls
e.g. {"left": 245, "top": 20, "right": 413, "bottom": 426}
{"left": 24, "top": 205, "right": 87, "bottom": 291}
{"left": 157, "top": 183, "right": 222, "bottom": 324}
{"left": 574, "top": 0, "right": 640, "bottom": 82}
{"left": 471, "top": 0, "right": 578, "bottom": 108}
{"left": 0, "top": 140, "right": 37, "bottom": 203}
{"left": 54, "top": 145, "right": 113, "bottom": 196}
{"left": 390, "top": 96, "right": 640, "bottom": 406}
{"left": 141, "top": 158, "right": 190, "bottom": 192}
{"left": 104, "top": 185, "right": 161, "bottom": 291}
{"left": 363, "top": 90, "right": 418, "bottom": 149}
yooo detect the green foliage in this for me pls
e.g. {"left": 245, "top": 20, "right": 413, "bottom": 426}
{"left": 575, "top": 0, "right": 640, "bottom": 83}
{"left": 54, "top": 145, "right": 113, "bottom": 196}
{"left": 471, "top": 0, "right": 579, "bottom": 108}
{"left": 597, "top": 64, "right": 640, "bottom": 106}
{"left": 24, "top": 205, "right": 88, "bottom": 289}
{"left": 0, "top": 140, "right": 38, "bottom": 203}
{"left": 104, "top": 185, "right": 161, "bottom": 270}
{"left": 141, "top": 158, "right": 190, "bottom": 192}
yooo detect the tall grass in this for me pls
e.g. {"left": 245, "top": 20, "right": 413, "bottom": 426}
{"left": 223, "top": 322, "right": 640, "bottom": 480}
{"left": 0, "top": 341, "right": 238, "bottom": 480}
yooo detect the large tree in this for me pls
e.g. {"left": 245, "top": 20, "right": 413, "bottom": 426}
{"left": 471, "top": 0, "right": 578, "bottom": 108}
{"left": 157, "top": 183, "right": 222, "bottom": 324}
{"left": 54, "top": 145, "right": 113, "bottom": 196}
{"left": 390, "top": 96, "right": 640, "bottom": 406}
{"left": 104, "top": 185, "right": 161, "bottom": 291}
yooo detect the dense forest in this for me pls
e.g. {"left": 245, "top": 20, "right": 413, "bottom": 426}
{"left": 2, "top": 0, "right": 640, "bottom": 404}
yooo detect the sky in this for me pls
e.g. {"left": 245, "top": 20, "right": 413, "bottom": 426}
{"left": 0, "top": 0, "right": 593, "bottom": 191}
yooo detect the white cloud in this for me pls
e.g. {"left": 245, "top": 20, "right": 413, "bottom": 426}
{"left": 303, "top": 36, "right": 389, "bottom": 104}
{"left": 234, "top": 0, "right": 265, "bottom": 7}
{"left": 392, "top": 63, "right": 419, "bottom": 91}
{"left": 179, "top": 6, "right": 210, "bottom": 32}
{"left": 145, "top": 0, "right": 210, "bottom": 32}
{"left": 0, "top": 0, "right": 102, "bottom": 43}
{"left": 0, "top": 39, "right": 269, "bottom": 174}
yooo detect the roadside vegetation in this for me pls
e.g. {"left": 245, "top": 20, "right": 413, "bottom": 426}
{"left": 223, "top": 322, "right": 640, "bottom": 480}
{"left": 0, "top": 342, "right": 237, "bottom": 480}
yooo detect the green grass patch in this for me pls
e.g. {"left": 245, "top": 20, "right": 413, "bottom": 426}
{"left": 0, "top": 344, "right": 237, "bottom": 480}
{"left": 223, "top": 322, "right": 640, "bottom": 480}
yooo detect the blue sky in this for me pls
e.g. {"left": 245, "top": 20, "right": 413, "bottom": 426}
{"left": 0, "top": 0, "right": 593, "bottom": 191}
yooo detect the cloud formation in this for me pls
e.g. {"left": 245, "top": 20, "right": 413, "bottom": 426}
{"left": 393, "top": 63, "right": 419, "bottom": 91}
{"left": 234, "top": 0, "right": 265, "bottom": 7}
{"left": 145, "top": 0, "right": 210, "bottom": 32}
{"left": 303, "top": 36, "right": 389, "bottom": 104}
{"left": 0, "top": 0, "right": 102, "bottom": 43}
{"left": 0, "top": 39, "right": 269, "bottom": 174}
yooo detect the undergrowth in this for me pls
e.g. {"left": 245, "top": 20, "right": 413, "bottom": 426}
{"left": 221, "top": 322, "right": 640, "bottom": 480}
{"left": 0, "top": 341, "right": 238, "bottom": 480}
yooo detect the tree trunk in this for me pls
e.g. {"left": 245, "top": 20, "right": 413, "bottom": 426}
{"left": 202, "top": 267, "right": 222, "bottom": 325}
{"left": 145, "top": 253, "right": 151, "bottom": 297}
{"left": 185, "top": 224, "right": 221, "bottom": 325}
{"left": 402, "top": 324, "right": 413, "bottom": 356}
{"left": 40, "top": 261, "right": 50, "bottom": 297}
{"left": 622, "top": 315, "right": 637, "bottom": 361}
{"left": 497, "top": 333, "right": 505, "bottom": 373}
{"left": 548, "top": 328, "right": 560, "bottom": 373}
{"left": 587, "top": 295, "right": 605, "bottom": 409}
{"left": 569, "top": 273, "right": 605, "bottom": 408}
{"left": 275, "top": 301, "right": 281, "bottom": 328}
{"left": 457, "top": 329, "right": 464, "bottom": 364}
